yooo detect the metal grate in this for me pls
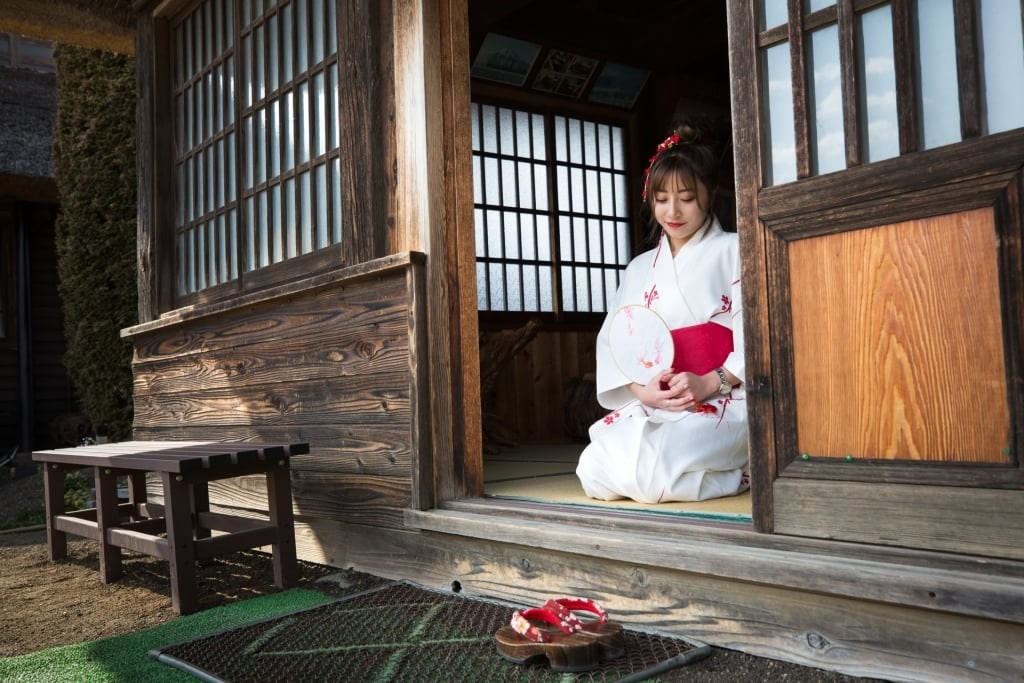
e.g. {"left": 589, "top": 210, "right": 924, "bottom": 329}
{"left": 152, "top": 581, "right": 709, "bottom": 682}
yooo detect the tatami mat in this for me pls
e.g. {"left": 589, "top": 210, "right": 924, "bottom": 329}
{"left": 484, "top": 460, "right": 578, "bottom": 481}
{"left": 484, "top": 444, "right": 752, "bottom": 522}
{"left": 485, "top": 444, "right": 581, "bottom": 464}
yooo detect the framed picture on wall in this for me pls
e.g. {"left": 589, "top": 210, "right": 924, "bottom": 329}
{"left": 471, "top": 34, "right": 542, "bottom": 87}
{"left": 588, "top": 62, "right": 650, "bottom": 109}
{"left": 531, "top": 49, "right": 599, "bottom": 99}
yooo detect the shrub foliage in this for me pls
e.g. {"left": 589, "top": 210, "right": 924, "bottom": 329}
{"left": 52, "top": 45, "right": 137, "bottom": 441}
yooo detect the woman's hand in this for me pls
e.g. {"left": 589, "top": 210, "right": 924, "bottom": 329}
{"left": 627, "top": 371, "right": 699, "bottom": 411}
{"left": 629, "top": 370, "right": 725, "bottom": 412}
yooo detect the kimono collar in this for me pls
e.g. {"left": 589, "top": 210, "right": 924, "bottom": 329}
{"left": 652, "top": 217, "right": 717, "bottom": 268}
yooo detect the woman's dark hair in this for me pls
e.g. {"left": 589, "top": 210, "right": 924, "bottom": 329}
{"left": 641, "top": 125, "right": 725, "bottom": 244}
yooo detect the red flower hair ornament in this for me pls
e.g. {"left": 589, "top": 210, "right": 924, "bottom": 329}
{"left": 641, "top": 133, "right": 681, "bottom": 201}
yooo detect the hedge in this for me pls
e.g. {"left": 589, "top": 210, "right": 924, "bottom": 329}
{"left": 52, "top": 44, "right": 136, "bottom": 441}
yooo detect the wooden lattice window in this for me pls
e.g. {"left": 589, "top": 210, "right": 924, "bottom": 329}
{"left": 0, "top": 33, "right": 55, "bottom": 73}
{"left": 471, "top": 102, "right": 632, "bottom": 315}
{"left": 758, "top": 0, "right": 1024, "bottom": 186}
{"left": 172, "top": 0, "right": 343, "bottom": 297}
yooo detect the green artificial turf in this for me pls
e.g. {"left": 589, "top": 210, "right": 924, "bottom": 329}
{"left": 0, "top": 588, "right": 331, "bottom": 683}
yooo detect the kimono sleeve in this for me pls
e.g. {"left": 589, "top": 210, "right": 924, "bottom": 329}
{"left": 720, "top": 247, "right": 745, "bottom": 383}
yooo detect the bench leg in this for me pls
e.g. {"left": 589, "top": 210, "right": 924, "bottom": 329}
{"left": 266, "top": 458, "right": 298, "bottom": 588}
{"left": 162, "top": 472, "right": 198, "bottom": 615}
{"left": 42, "top": 464, "right": 67, "bottom": 561}
{"left": 191, "top": 481, "right": 216, "bottom": 567}
{"left": 126, "top": 472, "right": 147, "bottom": 520}
{"left": 95, "top": 467, "right": 123, "bottom": 582}
{"left": 191, "top": 481, "right": 211, "bottom": 540}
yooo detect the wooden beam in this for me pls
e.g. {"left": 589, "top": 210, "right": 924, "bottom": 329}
{"left": 727, "top": 0, "right": 777, "bottom": 531}
{"left": 891, "top": 0, "right": 918, "bottom": 154}
{"left": 0, "top": 0, "right": 133, "bottom": 54}
{"left": 106, "top": 526, "right": 172, "bottom": 558}
{"left": 440, "top": 0, "right": 483, "bottom": 495}
{"left": 953, "top": 0, "right": 982, "bottom": 138}
{"left": 787, "top": 0, "right": 810, "bottom": 179}
{"left": 407, "top": 506, "right": 1024, "bottom": 623}
{"left": 391, "top": 0, "right": 469, "bottom": 502}
{"left": 295, "top": 512, "right": 1024, "bottom": 681}
{"left": 838, "top": 0, "right": 861, "bottom": 167}
{"left": 758, "top": 128, "right": 1024, "bottom": 226}
{"left": 774, "top": 479, "right": 1024, "bottom": 560}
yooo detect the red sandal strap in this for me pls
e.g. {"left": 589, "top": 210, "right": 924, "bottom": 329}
{"left": 543, "top": 597, "right": 609, "bottom": 627}
{"left": 510, "top": 607, "right": 577, "bottom": 643}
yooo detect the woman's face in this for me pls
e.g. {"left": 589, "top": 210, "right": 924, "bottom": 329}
{"left": 651, "top": 173, "right": 710, "bottom": 252}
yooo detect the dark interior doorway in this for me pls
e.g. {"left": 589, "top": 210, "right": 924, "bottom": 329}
{"left": 466, "top": 1, "right": 745, "bottom": 521}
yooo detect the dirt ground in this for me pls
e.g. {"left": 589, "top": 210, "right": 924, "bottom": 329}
{"left": 0, "top": 464, "right": 886, "bottom": 681}
{"left": 0, "top": 465, "right": 341, "bottom": 658}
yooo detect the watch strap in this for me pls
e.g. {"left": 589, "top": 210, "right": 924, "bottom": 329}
{"left": 714, "top": 367, "right": 730, "bottom": 395}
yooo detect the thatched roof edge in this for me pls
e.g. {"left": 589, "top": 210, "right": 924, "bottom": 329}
{"left": 0, "top": 0, "right": 133, "bottom": 55}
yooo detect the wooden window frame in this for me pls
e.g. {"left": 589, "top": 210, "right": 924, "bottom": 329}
{"left": 471, "top": 98, "right": 633, "bottom": 322}
{"left": 757, "top": 0, "right": 985, "bottom": 183}
{"left": 734, "top": 0, "right": 1024, "bottom": 534}
{"left": 471, "top": 84, "right": 642, "bottom": 328}
{"left": 140, "top": 0, "right": 385, "bottom": 319}
{"left": 170, "top": 0, "right": 346, "bottom": 305}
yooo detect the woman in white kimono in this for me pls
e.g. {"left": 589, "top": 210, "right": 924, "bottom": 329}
{"left": 576, "top": 127, "right": 748, "bottom": 503}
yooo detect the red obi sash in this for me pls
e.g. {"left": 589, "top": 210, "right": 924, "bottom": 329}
{"left": 670, "top": 322, "right": 733, "bottom": 375}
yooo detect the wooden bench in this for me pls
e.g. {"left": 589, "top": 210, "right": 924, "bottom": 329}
{"left": 31, "top": 440, "right": 308, "bottom": 615}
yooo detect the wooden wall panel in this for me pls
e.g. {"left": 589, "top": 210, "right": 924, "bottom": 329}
{"left": 132, "top": 375, "right": 409, "bottom": 427}
{"left": 132, "top": 277, "right": 408, "bottom": 363}
{"left": 141, "top": 467, "right": 410, "bottom": 531}
{"left": 774, "top": 479, "right": 1024, "bottom": 559}
{"left": 130, "top": 328, "right": 409, "bottom": 396}
{"left": 127, "top": 262, "right": 419, "bottom": 530}
{"left": 788, "top": 208, "right": 1008, "bottom": 463}
{"left": 132, "top": 424, "right": 411, "bottom": 476}
{"left": 486, "top": 328, "right": 599, "bottom": 444}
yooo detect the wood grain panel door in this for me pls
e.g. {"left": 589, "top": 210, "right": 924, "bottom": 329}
{"left": 728, "top": 0, "right": 1024, "bottom": 559}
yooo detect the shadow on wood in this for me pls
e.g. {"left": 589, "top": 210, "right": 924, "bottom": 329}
{"left": 479, "top": 318, "right": 542, "bottom": 453}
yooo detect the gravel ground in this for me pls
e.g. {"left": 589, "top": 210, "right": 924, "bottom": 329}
{"left": 0, "top": 460, "right": 890, "bottom": 681}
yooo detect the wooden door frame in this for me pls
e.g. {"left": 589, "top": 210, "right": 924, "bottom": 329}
{"left": 727, "top": 0, "right": 1024, "bottom": 537}
{"left": 429, "top": 0, "right": 484, "bottom": 501}
{"left": 727, "top": 0, "right": 775, "bottom": 531}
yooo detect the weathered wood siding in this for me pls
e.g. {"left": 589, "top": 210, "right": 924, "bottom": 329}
{"left": 125, "top": 253, "right": 426, "bottom": 530}
{"left": 483, "top": 327, "right": 599, "bottom": 443}
{"left": 275, "top": 503, "right": 1024, "bottom": 683}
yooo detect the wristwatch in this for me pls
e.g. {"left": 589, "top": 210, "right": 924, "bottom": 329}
{"left": 714, "top": 367, "right": 731, "bottom": 396}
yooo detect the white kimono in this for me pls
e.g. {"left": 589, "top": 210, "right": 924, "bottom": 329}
{"left": 576, "top": 219, "right": 749, "bottom": 503}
